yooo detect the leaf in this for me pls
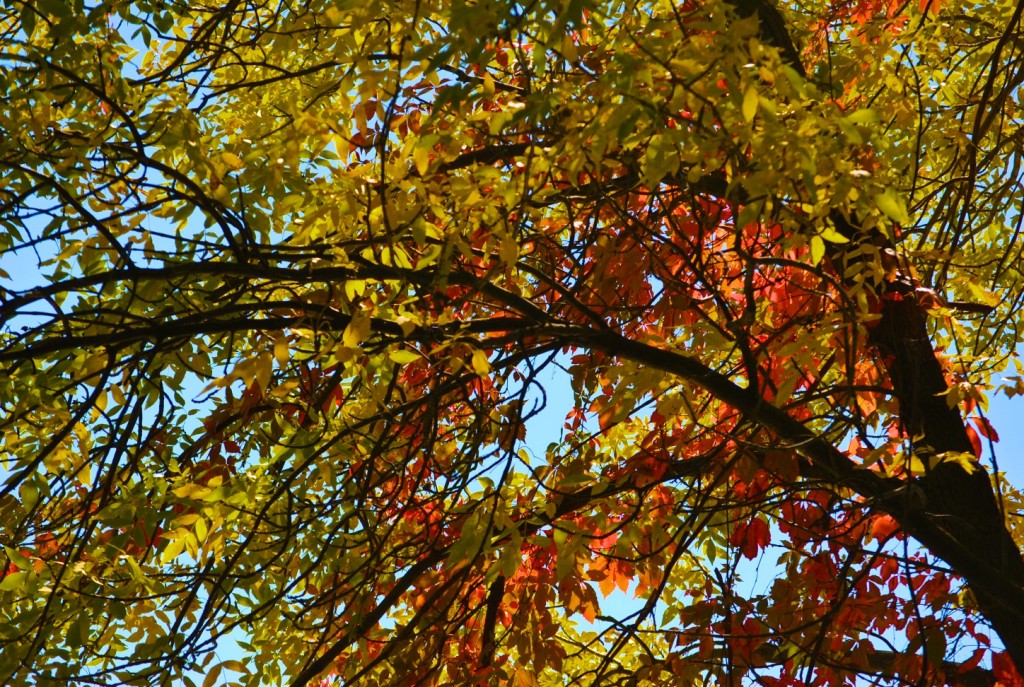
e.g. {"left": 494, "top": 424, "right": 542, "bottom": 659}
{"left": 470, "top": 349, "right": 491, "bottom": 376}
{"left": 742, "top": 85, "right": 758, "bottom": 122}
{"left": 730, "top": 517, "right": 770, "bottom": 560}
{"left": 21, "top": 4, "right": 36, "bottom": 35}
{"left": 869, "top": 514, "right": 900, "bottom": 542}
{"left": 843, "top": 108, "right": 879, "bottom": 125}
{"left": 992, "top": 653, "right": 1024, "bottom": 687}
{"left": 343, "top": 315, "right": 372, "bottom": 348}
{"left": 643, "top": 134, "right": 679, "bottom": 185}
{"left": 3, "top": 547, "right": 30, "bottom": 571}
{"left": 273, "top": 332, "right": 290, "bottom": 366}
{"left": 971, "top": 416, "right": 1000, "bottom": 443}
{"left": 513, "top": 669, "right": 538, "bottom": 687}
{"left": 219, "top": 660, "right": 249, "bottom": 674}
{"left": 19, "top": 482, "right": 38, "bottom": 512}
{"left": 0, "top": 571, "right": 27, "bottom": 592}
{"left": 388, "top": 349, "right": 420, "bottom": 364}
{"left": 874, "top": 188, "right": 909, "bottom": 225}
{"left": 202, "top": 664, "right": 222, "bottom": 687}
{"left": 939, "top": 450, "right": 979, "bottom": 473}
{"left": 344, "top": 280, "right": 367, "bottom": 300}
{"left": 220, "top": 152, "right": 244, "bottom": 170}
{"left": 809, "top": 235, "right": 825, "bottom": 265}
{"left": 413, "top": 146, "right": 431, "bottom": 176}
{"left": 965, "top": 279, "right": 999, "bottom": 307}
{"left": 161, "top": 535, "right": 187, "bottom": 565}
{"left": 919, "top": 0, "right": 940, "bottom": 17}
{"left": 819, "top": 223, "right": 849, "bottom": 243}
{"left": 254, "top": 352, "right": 273, "bottom": 391}
{"left": 965, "top": 424, "right": 983, "bottom": 459}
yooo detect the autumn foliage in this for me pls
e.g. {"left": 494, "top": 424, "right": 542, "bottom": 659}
{"left": 2, "top": 0, "right": 1024, "bottom": 685}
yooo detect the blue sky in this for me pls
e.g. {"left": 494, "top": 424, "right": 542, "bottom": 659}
{"left": 988, "top": 389, "right": 1024, "bottom": 482}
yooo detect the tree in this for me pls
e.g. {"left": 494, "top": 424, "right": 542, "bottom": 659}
{"left": 2, "top": 0, "right": 1024, "bottom": 684}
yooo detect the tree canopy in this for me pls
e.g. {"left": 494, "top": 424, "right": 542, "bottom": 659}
{"left": 3, "top": 0, "right": 1024, "bottom": 685}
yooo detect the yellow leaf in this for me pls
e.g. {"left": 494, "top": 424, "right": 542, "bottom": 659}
{"left": 742, "top": 85, "right": 759, "bottom": 122}
{"left": 273, "top": 332, "right": 290, "bottom": 367}
{"left": 810, "top": 235, "right": 825, "bottom": 265}
{"left": 389, "top": 349, "right": 420, "bottom": 364}
{"left": 937, "top": 451, "right": 979, "bottom": 473}
{"left": 561, "top": 34, "right": 578, "bottom": 62}
{"left": 471, "top": 350, "right": 491, "bottom": 376}
{"left": 161, "top": 536, "right": 186, "bottom": 564}
{"left": 172, "top": 484, "right": 212, "bottom": 500}
{"left": 77, "top": 464, "right": 92, "bottom": 488}
{"left": 819, "top": 223, "right": 849, "bottom": 243}
{"left": 343, "top": 315, "right": 372, "bottom": 348}
{"left": 212, "top": 183, "right": 232, "bottom": 205}
{"left": 395, "top": 316, "right": 417, "bottom": 336}
{"left": 194, "top": 517, "right": 208, "bottom": 543}
{"left": 201, "top": 487, "right": 228, "bottom": 503}
{"left": 488, "top": 111, "right": 513, "bottom": 136}
{"left": 500, "top": 235, "right": 519, "bottom": 265}
{"left": 344, "top": 280, "right": 366, "bottom": 300}
{"left": 965, "top": 280, "right": 999, "bottom": 307}
{"left": 202, "top": 664, "right": 222, "bottom": 687}
{"left": 843, "top": 108, "right": 879, "bottom": 125}
{"left": 513, "top": 669, "right": 538, "bottom": 687}
{"left": 174, "top": 513, "right": 201, "bottom": 527}
{"left": 220, "top": 152, "right": 244, "bottom": 170}
{"left": 254, "top": 352, "right": 273, "bottom": 391}
{"left": 219, "top": 660, "right": 249, "bottom": 674}
{"left": 413, "top": 146, "right": 431, "bottom": 176}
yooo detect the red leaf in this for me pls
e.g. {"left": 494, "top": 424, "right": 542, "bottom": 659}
{"left": 959, "top": 648, "right": 985, "bottom": 673}
{"left": 731, "top": 517, "right": 771, "bottom": 560}
{"left": 971, "top": 416, "right": 1000, "bottom": 443}
{"left": 965, "top": 424, "right": 982, "bottom": 459}
{"left": 869, "top": 514, "right": 900, "bottom": 542}
{"left": 993, "top": 652, "right": 1024, "bottom": 687}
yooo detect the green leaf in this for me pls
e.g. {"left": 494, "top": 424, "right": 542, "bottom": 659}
{"left": 643, "top": 134, "right": 679, "bottom": 185}
{"left": 3, "top": 547, "right": 30, "bottom": 572}
{"left": 0, "top": 571, "right": 26, "bottom": 592}
{"left": 19, "top": 482, "right": 38, "bottom": 512}
{"left": 874, "top": 188, "right": 910, "bottom": 225}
